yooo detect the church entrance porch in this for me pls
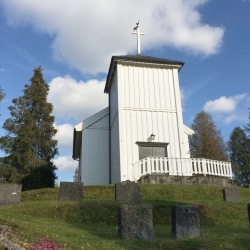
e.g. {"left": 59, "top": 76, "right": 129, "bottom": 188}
{"left": 130, "top": 157, "right": 232, "bottom": 182}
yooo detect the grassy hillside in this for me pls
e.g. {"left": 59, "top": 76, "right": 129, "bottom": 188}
{"left": 0, "top": 184, "right": 250, "bottom": 249}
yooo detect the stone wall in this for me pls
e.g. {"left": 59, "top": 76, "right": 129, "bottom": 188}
{"left": 139, "top": 174, "right": 232, "bottom": 187}
{"left": 0, "top": 184, "right": 22, "bottom": 205}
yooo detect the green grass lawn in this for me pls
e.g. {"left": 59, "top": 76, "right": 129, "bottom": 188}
{"left": 0, "top": 184, "right": 250, "bottom": 249}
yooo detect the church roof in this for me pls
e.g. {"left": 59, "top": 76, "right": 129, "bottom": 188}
{"left": 72, "top": 107, "right": 109, "bottom": 160}
{"left": 104, "top": 54, "right": 184, "bottom": 93}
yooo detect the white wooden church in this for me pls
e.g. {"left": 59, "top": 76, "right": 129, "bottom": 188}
{"left": 73, "top": 26, "right": 232, "bottom": 185}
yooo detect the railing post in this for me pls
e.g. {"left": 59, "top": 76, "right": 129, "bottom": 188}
{"left": 202, "top": 159, "right": 207, "bottom": 176}
{"left": 186, "top": 158, "right": 192, "bottom": 176}
{"left": 147, "top": 157, "right": 151, "bottom": 174}
{"left": 159, "top": 157, "right": 163, "bottom": 172}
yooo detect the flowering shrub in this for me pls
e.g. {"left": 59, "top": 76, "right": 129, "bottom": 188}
{"left": 29, "top": 238, "right": 61, "bottom": 250}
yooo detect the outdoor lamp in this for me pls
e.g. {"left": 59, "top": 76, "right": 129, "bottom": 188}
{"left": 150, "top": 134, "right": 155, "bottom": 142}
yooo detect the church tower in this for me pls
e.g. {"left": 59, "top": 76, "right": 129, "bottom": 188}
{"left": 104, "top": 55, "right": 192, "bottom": 183}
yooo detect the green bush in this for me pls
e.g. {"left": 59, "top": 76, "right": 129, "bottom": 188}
{"left": 21, "top": 163, "right": 57, "bottom": 191}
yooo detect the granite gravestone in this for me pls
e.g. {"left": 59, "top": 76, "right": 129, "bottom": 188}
{"left": 247, "top": 203, "right": 250, "bottom": 228}
{"left": 0, "top": 183, "right": 22, "bottom": 205}
{"left": 172, "top": 205, "right": 200, "bottom": 239}
{"left": 118, "top": 204, "right": 154, "bottom": 240}
{"left": 222, "top": 187, "right": 241, "bottom": 202}
{"left": 115, "top": 180, "right": 141, "bottom": 203}
{"left": 58, "top": 182, "right": 83, "bottom": 201}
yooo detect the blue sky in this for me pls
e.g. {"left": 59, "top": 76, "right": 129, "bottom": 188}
{"left": 0, "top": 0, "right": 249, "bottom": 183}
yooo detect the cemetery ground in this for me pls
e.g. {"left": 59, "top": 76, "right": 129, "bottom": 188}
{"left": 0, "top": 184, "right": 250, "bottom": 249}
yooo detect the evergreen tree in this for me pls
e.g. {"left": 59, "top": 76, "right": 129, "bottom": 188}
{"left": 0, "top": 67, "right": 58, "bottom": 188}
{"left": 228, "top": 127, "right": 250, "bottom": 187}
{"left": 0, "top": 160, "right": 19, "bottom": 183}
{"left": 189, "top": 111, "right": 228, "bottom": 161}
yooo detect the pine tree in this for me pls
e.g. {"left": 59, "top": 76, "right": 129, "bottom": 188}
{"left": 189, "top": 111, "right": 228, "bottom": 161}
{"left": 228, "top": 127, "right": 250, "bottom": 187}
{"left": 0, "top": 67, "right": 58, "bottom": 188}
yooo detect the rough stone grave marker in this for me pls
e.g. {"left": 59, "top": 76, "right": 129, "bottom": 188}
{"left": 0, "top": 183, "right": 22, "bottom": 205}
{"left": 222, "top": 186, "right": 241, "bottom": 202}
{"left": 58, "top": 182, "right": 83, "bottom": 201}
{"left": 118, "top": 204, "right": 154, "bottom": 240}
{"left": 115, "top": 180, "right": 141, "bottom": 203}
{"left": 172, "top": 205, "right": 200, "bottom": 239}
{"left": 247, "top": 203, "right": 250, "bottom": 227}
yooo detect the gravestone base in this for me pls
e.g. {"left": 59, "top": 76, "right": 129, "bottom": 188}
{"left": 172, "top": 205, "right": 200, "bottom": 239}
{"left": 0, "top": 183, "right": 22, "bottom": 205}
{"left": 118, "top": 204, "right": 154, "bottom": 240}
{"left": 58, "top": 182, "right": 83, "bottom": 201}
{"left": 140, "top": 174, "right": 232, "bottom": 187}
{"left": 115, "top": 180, "right": 141, "bottom": 203}
{"left": 222, "top": 187, "right": 241, "bottom": 202}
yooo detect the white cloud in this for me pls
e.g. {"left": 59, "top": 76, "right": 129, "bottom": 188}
{"left": 54, "top": 123, "right": 74, "bottom": 153}
{"left": 203, "top": 94, "right": 247, "bottom": 114}
{"left": 53, "top": 156, "right": 77, "bottom": 174}
{"left": 222, "top": 114, "right": 237, "bottom": 124}
{"left": 48, "top": 76, "right": 108, "bottom": 122}
{"left": 203, "top": 93, "right": 249, "bottom": 125}
{"left": 1, "top": 0, "right": 224, "bottom": 74}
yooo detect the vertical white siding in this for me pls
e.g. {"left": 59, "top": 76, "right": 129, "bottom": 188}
{"left": 81, "top": 114, "right": 109, "bottom": 185}
{"left": 110, "top": 71, "right": 118, "bottom": 124}
{"left": 115, "top": 63, "right": 187, "bottom": 181}
{"left": 172, "top": 68, "right": 185, "bottom": 159}
{"left": 110, "top": 71, "right": 121, "bottom": 183}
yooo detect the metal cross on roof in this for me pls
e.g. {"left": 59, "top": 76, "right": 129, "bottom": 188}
{"left": 132, "top": 20, "right": 145, "bottom": 54}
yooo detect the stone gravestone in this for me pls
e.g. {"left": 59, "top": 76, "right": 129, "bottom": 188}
{"left": 58, "top": 182, "right": 83, "bottom": 201}
{"left": 118, "top": 204, "right": 154, "bottom": 240}
{"left": 247, "top": 204, "right": 250, "bottom": 227}
{"left": 0, "top": 183, "right": 22, "bottom": 205}
{"left": 172, "top": 205, "right": 200, "bottom": 239}
{"left": 222, "top": 187, "right": 241, "bottom": 202}
{"left": 115, "top": 180, "right": 141, "bottom": 203}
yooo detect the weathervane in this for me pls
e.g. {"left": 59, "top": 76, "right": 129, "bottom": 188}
{"left": 132, "top": 20, "right": 145, "bottom": 54}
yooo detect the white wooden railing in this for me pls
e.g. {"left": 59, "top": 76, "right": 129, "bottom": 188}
{"left": 129, "top": 157, "right": 232, "bottom": 181}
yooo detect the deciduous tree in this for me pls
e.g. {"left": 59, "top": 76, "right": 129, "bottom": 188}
{"left": 73, "top": 168, "right": 79, "bottom": 182}
{"left": 189, "top": 111, "right": 228, "bottom": 161}
{"left": 228, "top": 127, "right": 250, "bottom": 187}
